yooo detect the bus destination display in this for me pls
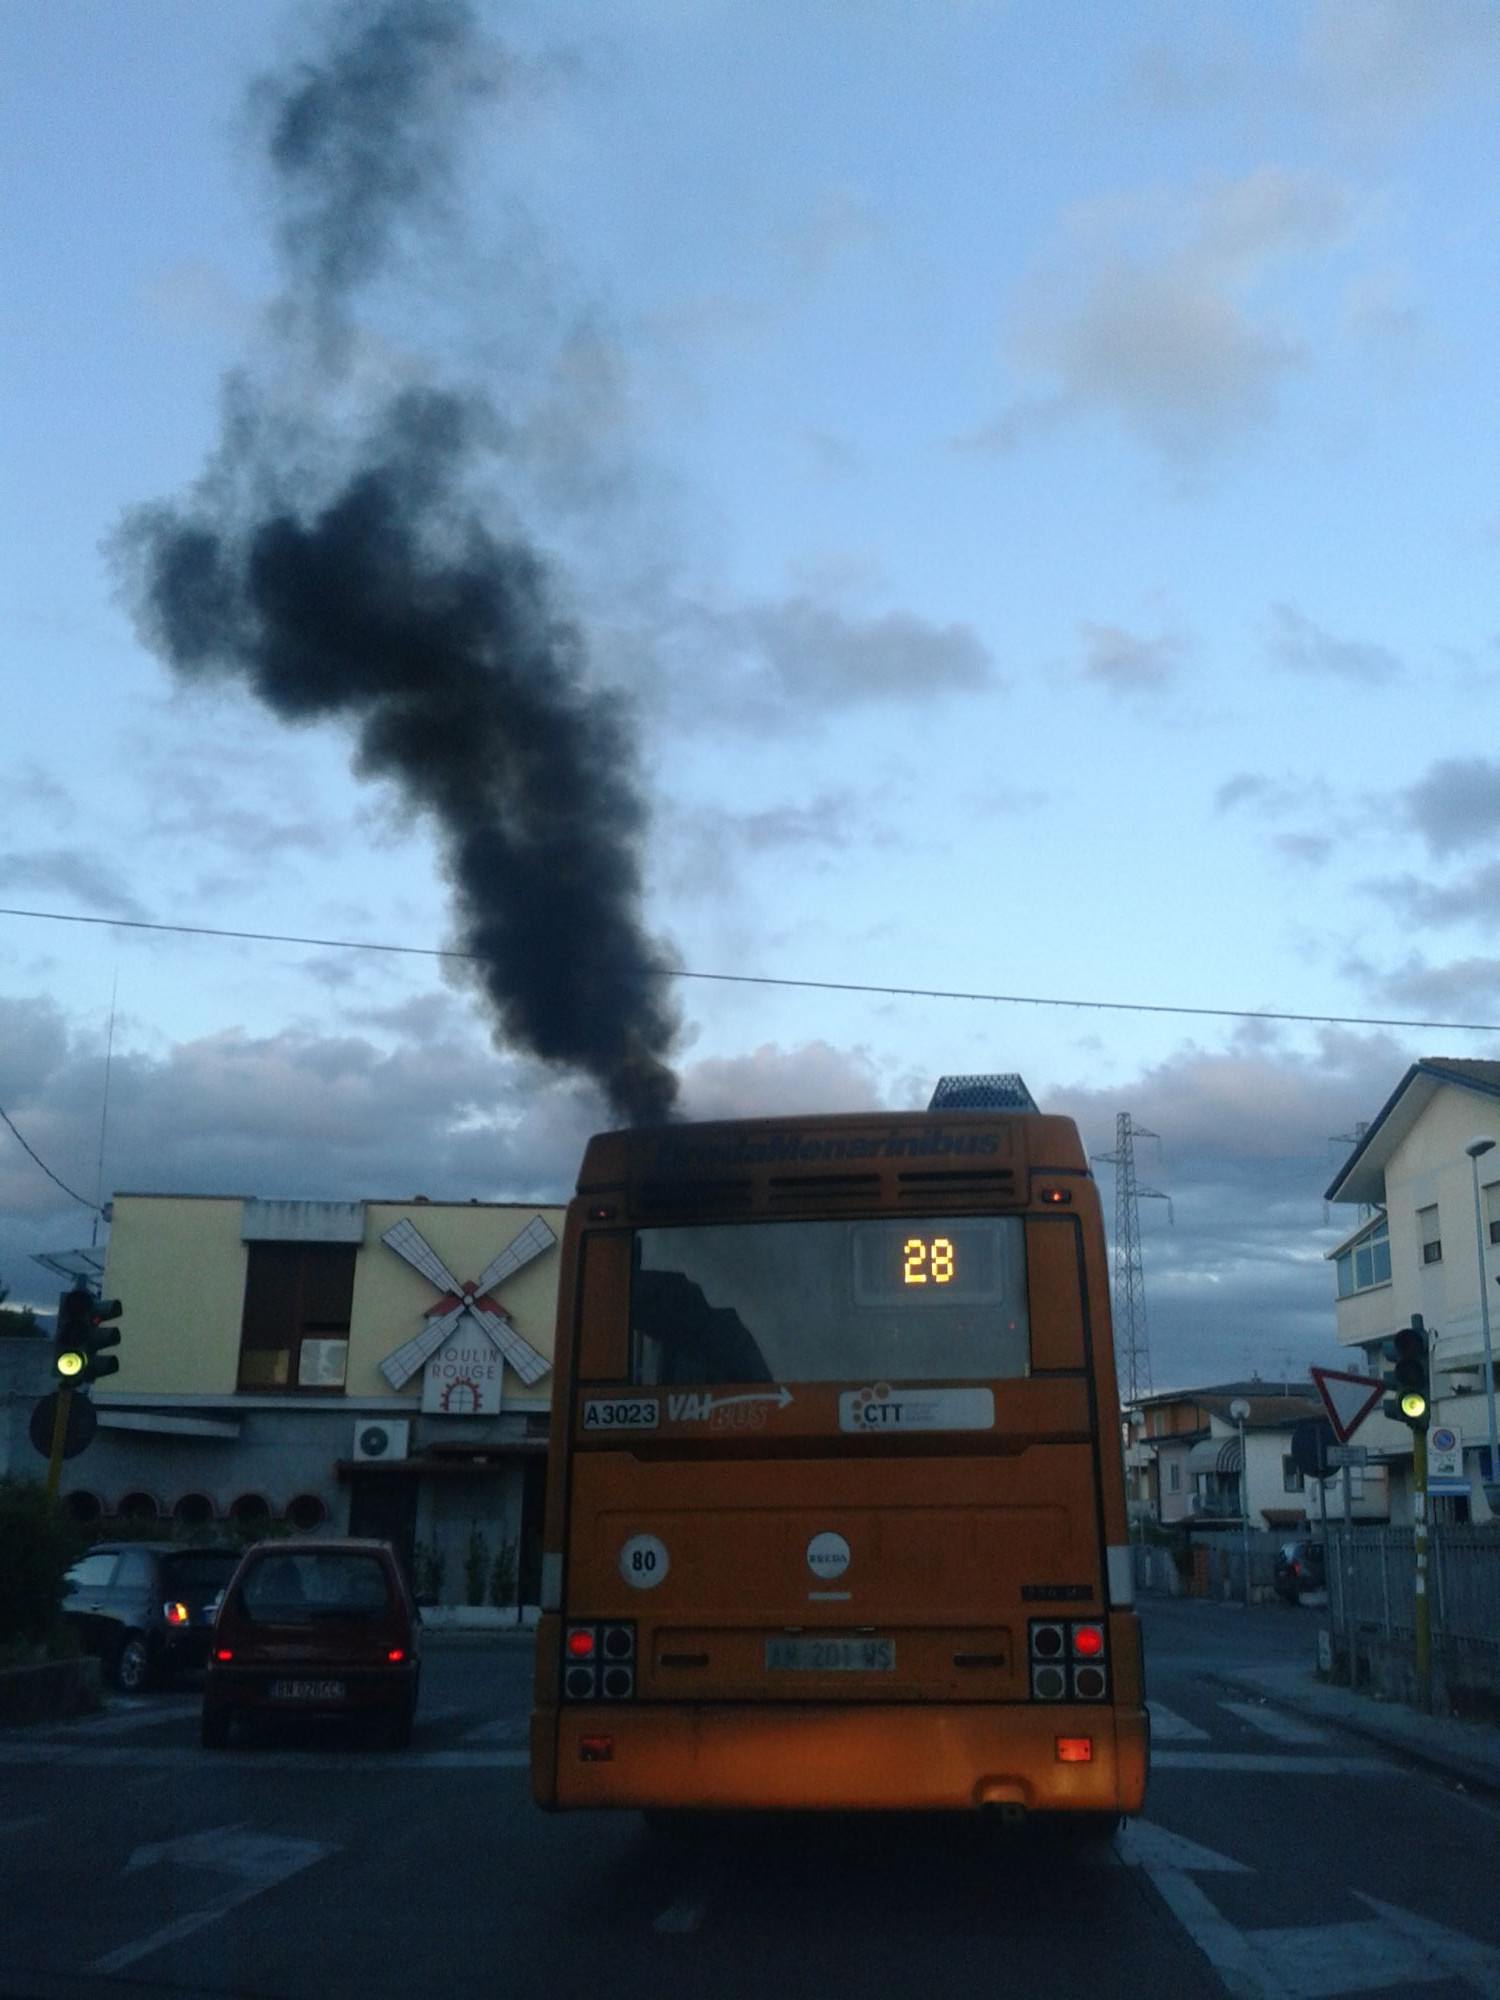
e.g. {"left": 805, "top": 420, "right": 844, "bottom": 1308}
{"left": 851, "top": 1221, "right": 1005, "bottom": 1306}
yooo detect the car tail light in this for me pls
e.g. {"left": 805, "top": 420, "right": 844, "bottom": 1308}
{"left": 163, "top": 1601, "right": 189, "bottom": 1627}
{"left": 563, "top": 1622, "right": 635, "bottom": 1700}
{"left": 1029, "top": 1619, "right": 1109, "bottom": 1702}
{"left": 387, "top": 1648, "right": 406, "bottom": 1664}
{"left": 214, "top": 1648, "right": 233, "bottom": 1663}
{"left": 1055, "top": 1737, "right": 1093, "bottom": 1763}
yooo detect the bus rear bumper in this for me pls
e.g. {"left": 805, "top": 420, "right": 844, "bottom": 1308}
{"left": 535, "top": 1702, "right": 1148, "bottom": 1815}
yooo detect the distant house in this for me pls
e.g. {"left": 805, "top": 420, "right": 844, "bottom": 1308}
{"left": 1326, "top": 1056, "right": 1500, "bottom": 1524}
{"left": 1124, "top": 1379, "right": 1340, "bottom": 1532}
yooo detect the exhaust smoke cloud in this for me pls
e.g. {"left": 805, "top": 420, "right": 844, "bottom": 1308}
{"left": 118, "top": 0, "right": 681, "bottom": 1125}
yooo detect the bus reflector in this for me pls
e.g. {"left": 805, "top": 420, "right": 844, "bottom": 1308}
{"left": 579, "top": 1736, "right": 613, "bottom": 1762}
{"left": 567, "top": 1627, "right": 597, "bottom": 1659}
{"left": 1039, "top": 1188, "right": 1072, "bottom": 1204}
{"left": 1072, "top": 1624, "right": 1104, "bottom": 1658}
{"left": 1055, "top": 1737, "right": 1093, "bottom": 1763}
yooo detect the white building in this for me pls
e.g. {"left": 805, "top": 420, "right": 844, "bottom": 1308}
{"left": 1325, "top": 1057, "right": 1500, "bottom": 1524}
{"left": 1125, "top": 1381, "right": 1337, "bottom": 1532}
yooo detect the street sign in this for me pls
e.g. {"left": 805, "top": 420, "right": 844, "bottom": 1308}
{"left": 1327, "top": 1444, "right": 1368, "bottom": 1467}
{"left": 1290, "top": 1415, "right": 1336, "bottom": 1480}
{"left": 1309, "top": 1366, "right": 1383, "bottom": 1444}
{"left": 28, "top": 1390, "right": 98, "bottom": 1461}
{"left": 1427, "top": 1424, "right": 1468, "bottom": 1497}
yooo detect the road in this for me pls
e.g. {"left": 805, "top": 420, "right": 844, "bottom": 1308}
{"left": 2, "top": 1601, "right": 1499, "bottom": 2000}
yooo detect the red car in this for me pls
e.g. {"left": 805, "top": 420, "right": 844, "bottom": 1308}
{"left": 202, "top": 1538, "right": 420, "bottom": 1749}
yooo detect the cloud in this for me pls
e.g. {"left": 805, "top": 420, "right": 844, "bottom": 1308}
{"left": 1300, "top": 0, "right": 1500, "bottom": 131}
{"left": 1365, "top": 862, "right": 1500, "bottom": 929}
{"left": 671, "top": 591, "right": 996, "bottom": 730}
{"left": 1268, "top": 603, "right": 1401, "bottom": 683}
{"left": 1401, "top": 757, "right": 1500, "bottom": 857}
{"left": 1078, "top": 621, "right": 1186, "bottom": 696}
{"left": 679, "top": 1040, "right": 888, "bottom": 1122}
{"left": 1214, "top": 771, "right": 1333, "bottom": 820}
{"left": 0, "top": 849, "right": 147, "bottom": 920}
{"left": 962, "top": 168, "right": 1352, "bottom": 469}
{"left": 1354, "top": 954, "right": 1500, "bottom": 1019}
{"left": 1274, "top": 833, "right": 1335, "bottom": 867}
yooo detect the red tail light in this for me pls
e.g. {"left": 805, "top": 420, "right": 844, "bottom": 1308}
{"left": 566, "top": 1628, "right": 596, "bottom": 1659}
{"left": 387, "top": 1648, "right": 406, "bottom": 1663}
{"left": 1072, "top": 1624, "right": 1105, "bottom": 1659}
{"left": 163, "top": 1601, "right": 189, "bottom": 1627}
{"left": 214, "top": 1648, "right": 234, "bottom": 1663}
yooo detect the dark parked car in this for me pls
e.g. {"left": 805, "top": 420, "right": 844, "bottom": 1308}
{"left": 1273, "top": 1539, "right": 1325, "bottom": 1604}
{"left": 60, "top": 1542, "right": 245, "bottom": 1691}
{"left": 201, "top": 1537, "right": 420, "bottom": 1750}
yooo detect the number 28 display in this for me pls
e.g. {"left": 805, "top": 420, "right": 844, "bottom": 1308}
{"left": 851, "top": 1220, "right": 1005, "bottom": 1306}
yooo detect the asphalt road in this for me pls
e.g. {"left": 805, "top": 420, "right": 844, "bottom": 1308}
{"left": 2, "top": 1601, "right": 1498, "bottom": 2000}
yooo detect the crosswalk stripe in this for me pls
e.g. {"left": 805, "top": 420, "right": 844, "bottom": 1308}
{"left": 1154, "top": 1751, "right": 1389, "bottom": 1775}
{"left": 1147, "top": 1700, "right": 1210, "bottom": 1742}
{"left": 1218, "top": 1700, "right": 1328, "bottom": 1747}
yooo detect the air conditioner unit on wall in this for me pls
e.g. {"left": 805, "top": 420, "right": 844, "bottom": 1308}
{"left": 353, "top": 1418, "right": 410, "bottom": 1463}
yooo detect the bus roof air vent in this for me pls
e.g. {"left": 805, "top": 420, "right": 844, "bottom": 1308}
{"left": 927, "top": 1074, "right": 1038, "bottom": 1113}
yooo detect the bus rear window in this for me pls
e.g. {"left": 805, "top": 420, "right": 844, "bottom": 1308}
{"left": 631, "top": 1216, "right": 1029, "bottom": 1386}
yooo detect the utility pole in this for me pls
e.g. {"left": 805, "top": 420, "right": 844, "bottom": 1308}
{"left": 1094, "top": 1113, "right": 1172, "bottom": 1406}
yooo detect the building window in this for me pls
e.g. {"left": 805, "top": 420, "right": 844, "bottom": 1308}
{"left": 173, "top": 1493, "right": 215, "bottom": 1527}
{"left": 1419, "top": 1205, "right": 1441, "bottom": 1265}
{"left": 229, "top": 1493, "right": 271, "bottom": 1526}
{"left": 1167, "top": 1461, "right": 1181, "bottom": 1493}
{"left": 1283, "top": 1455, "right": 1304, "bottom": 1492}
{"left": 239, "top": 1242, "right": 355, "bottom": 1392}
{"left": 62, "top": 1491, "right": 102, "bottom": 1524}
{"left": 1485, "top": 1182, "right": 1500, "bottom": 1246}
{"left": 117, "top": 1491, "right": 159, "bottom": 1520}
{"left": 1336, "top": 1214, "right": 1391, "bottom": 1298}
{"left": 286, "top": 1494, "right": 328, "bottom": 1531}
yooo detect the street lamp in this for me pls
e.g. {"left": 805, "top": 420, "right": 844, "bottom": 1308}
{"left": 1463, "top": 1136, "right": 1500, "bottom": 1500}
{"left": 1230, "top": 1396, "right": 1251, "bottom": 1606}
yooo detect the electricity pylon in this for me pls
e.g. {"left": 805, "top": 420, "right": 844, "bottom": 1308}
{"left": 1094, "top": 1113, "right": 1172, "bottom": 1406}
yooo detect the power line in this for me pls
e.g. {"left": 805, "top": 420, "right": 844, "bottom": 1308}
{"left": 0, "top": 1101, "right": 101, "bottom": 1212}
{"left": 3, "top": 900, "right": 1499, "bottom": 1036}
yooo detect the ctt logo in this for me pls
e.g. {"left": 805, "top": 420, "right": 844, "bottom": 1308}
{"left": 850, "top": 1383, "right": 903, "bottom": 1426}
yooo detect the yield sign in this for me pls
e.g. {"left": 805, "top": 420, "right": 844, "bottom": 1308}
{"left": 1310, "top": 1365, "right": 1383, "bottom": 1444}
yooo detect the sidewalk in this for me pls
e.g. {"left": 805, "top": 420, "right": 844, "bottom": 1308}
{"left": 1212, "top": 1656, "right": 1500, "bottom": 1797}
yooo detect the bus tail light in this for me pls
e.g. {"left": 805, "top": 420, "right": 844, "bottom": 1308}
{"left": 1029, "top": 1618, "right": 1109, "bottom": 1702}
{"left": 563, "top": 1622, "right": 636, "bottom": 1700}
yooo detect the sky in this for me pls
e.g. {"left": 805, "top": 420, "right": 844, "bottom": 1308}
{"left": 3, "top": 0, "right": 1499, "bottom": 1391}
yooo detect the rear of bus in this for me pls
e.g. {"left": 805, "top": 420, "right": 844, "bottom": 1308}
{"left": 530, "top": 1103, "right": 1147, "bottom": 1823}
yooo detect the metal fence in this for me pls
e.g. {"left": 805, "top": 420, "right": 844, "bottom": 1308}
{"left": 1133, "top": 1529, "right": 1285, "bottom": 1603}
{"left": 1327, "top": 1526, "right": 1500, "bottom": 1686}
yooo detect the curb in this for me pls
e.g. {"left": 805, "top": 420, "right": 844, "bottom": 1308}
{"left": 1209, "top": 1664, "right": 1500, "bottom": 1802}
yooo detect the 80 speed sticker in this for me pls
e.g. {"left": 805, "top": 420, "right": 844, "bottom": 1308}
{"left": 582, "top": 1397, "right": 659, "bottom": 1431}
{"left": 620, "top": 1534, "right": 669, "bottom": 1588}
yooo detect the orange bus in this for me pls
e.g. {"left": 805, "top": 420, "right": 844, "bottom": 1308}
{"left": 530, "top": 1078, "right": 1148, "bottom": 1829}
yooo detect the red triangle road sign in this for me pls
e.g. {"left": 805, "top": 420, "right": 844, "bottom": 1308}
{"left": 1309, "top": 1366, "right": 1383, "bottom": 1444}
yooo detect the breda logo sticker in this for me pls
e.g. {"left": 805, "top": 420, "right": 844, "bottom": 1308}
{"left": 619, "top": 1533, "right": 669, "bottom": 1589}
{"left": 806, "top": 1532, "right": 851, "bottom": 1581}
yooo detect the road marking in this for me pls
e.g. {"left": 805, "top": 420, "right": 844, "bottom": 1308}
{"left": 1148, "top": 1866, "right": 1297, "bottom": 1998}
{"left": 1218, "top": 1700, "right": 1329, "bottom": 1747}
{"left": 95, "top": 1826, "right": 333, "bottom": 1974}
{"left": 1117, "top": 1820, "right": 1252, "bottom": 1873}
{"left": 652, "top": 1896, "right": 706, "bottom": 1934}
{"left": 1147, "top": 1700, "right": 1210, "bottom": 1742}
{"left": 462, "top": 1716, "right": 528, "bottom": 1742}
{"left": 1153, "top": 1752, "right": 1389, "bottom": 1776}
{"left": 66, "top": 1698, "right": 200, "bottom": 1736}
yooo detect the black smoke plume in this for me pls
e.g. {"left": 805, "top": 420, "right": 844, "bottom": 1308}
{"left": 118, "top": 0, "right": 680, "bottom": 1124}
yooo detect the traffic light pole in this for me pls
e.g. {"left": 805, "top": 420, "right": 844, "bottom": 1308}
{"left": 1412, "top": 1426, "right": 1431, "bottom": 1714}
{"left": 45, "top": 1386, "right": 73, "bottom": 1504}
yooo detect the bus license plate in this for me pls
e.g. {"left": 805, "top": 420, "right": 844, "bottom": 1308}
{"left": 269, "top": 1679, "right": 345, "bottom": 1701}
{"left": 765, "top": 1638, "right": 895, "bottom": 1673}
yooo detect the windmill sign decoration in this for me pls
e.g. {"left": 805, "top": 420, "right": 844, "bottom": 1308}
{"left": 379, "top": 1214, "right": 556, "bottom": 1415}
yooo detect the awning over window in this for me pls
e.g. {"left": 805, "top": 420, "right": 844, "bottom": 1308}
{"left": 1186, "top": 1436, "right": 1242, "bottom": 1476}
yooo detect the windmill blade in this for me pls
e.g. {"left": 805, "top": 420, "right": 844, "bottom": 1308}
{"left": 469, "top": 1304, "right": 550, "bottom": 1386}
{"left": 381, "top": 1219, "right": 463, "bottom": 1296}
{"left": 471, "top": 1214, "right": 557, "bottom": 1298}
{"left": 380, "top": 1303, "right": 465, "bottom": 1389}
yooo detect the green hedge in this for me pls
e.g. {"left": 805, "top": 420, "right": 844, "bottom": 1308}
{"left": 0, "top": 1477, "right": 86, "bottom": 1659}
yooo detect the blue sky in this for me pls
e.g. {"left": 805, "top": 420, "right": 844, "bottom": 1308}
{"left": 3, "top": 1, "right": 1498, "bottom": 1387}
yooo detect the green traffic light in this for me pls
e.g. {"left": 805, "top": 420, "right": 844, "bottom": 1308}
{"left": 55, "top": 1349, "right": 86, "bottom": 1379}
{"left": 1400, "top": 1392, "right": 1427, "bottom": 1420}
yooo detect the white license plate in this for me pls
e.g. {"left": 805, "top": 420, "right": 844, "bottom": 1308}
{"left": 269, "top": 1679, "right": 346, "bottom": 1701}
{"left": 765, "top": 1638, "right": 895, "bottom": 1672}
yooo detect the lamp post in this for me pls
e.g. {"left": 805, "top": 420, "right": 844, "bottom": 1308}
{"left": 1230, "top": 1396, "right": 1251, "bottom": 1606}
{"left": 1464, "top": 1135, "right": 1500, "bottom": 1501}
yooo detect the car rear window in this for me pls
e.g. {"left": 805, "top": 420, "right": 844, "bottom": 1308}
{"left": 238, "top": 1551, "right": 395, "bottom": 1623}
{"left": 162, "top": 1552, "right": 241, "bottom": 1592}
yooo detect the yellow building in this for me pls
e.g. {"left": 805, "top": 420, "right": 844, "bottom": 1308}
{"left": 71, "top": 1193, "right": 564, "bottom": 1607}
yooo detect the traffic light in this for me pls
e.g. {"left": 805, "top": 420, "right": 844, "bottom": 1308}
{"left": 1381, "top": 1315, "right": 1430, "bottom": 1429}
{"left": 53, "top": 1287, "right": 123, "bottom": 1387}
